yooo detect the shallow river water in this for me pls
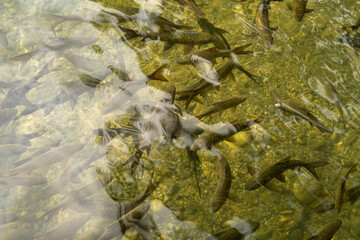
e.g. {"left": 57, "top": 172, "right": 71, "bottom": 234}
{"left": 0, "top": 0, "right": 360, "bottom": 239}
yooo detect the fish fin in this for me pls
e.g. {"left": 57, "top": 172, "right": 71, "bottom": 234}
{"left": 275, "top": 174, "right": 286, "bottom": 183}
{"left": 232, "top": 44, "right": 252, "bottom": 55}
{"left": 184, "top": 44, "right": 194, "bottom": 54}
{"left": 246, "top": 166, "right": 258, "bottom": 176}
{"left": 304, "top": 166, "right": 320, "bottom": 180}
{"left": 215, "top": 27, "right": 230, "bottom": 35}
{"left": 348, "top": 196, "right": 357, "bottom": 205}
{"left": 264, "top": 181, "right": 280, "bottom": 192}
{"left": 305, "top": 8, "right": 314, "bottom": 13}
{"left": 287, "top": 4, "right": 293, "bottom": 11}
{"left": 307, "top": 236, "right": 320, "bottom": 240}
{"left": 192, "top": 96, "right": 204, "bottom": 105}
{"left": 228, "top": 72, "right": 236, "bottom": 81}
{"left": 41, "top": 166, "right": 50, "bottom": 176}
{"left": 59, "top": 160, "right": 67, "bottom": 170}
{"left": 233, "top": 62, "right": 257, "bottom": 83}
{"left": 227, "top": 192, "right": 242, "bottom": 203}
{"left": 184, "top": 91, "right": 198, "bottom": 109}
{"left": 148, "top": 64, "right": 169, "bottom": 82}
{"left": 205, "top": 46, "right": 218, "bottom": 51}
{"left": 163, "top": 42, "right": 175, "bottom": 52}
{"left": 215, "top": 85, "right": 220, "bottom": 91}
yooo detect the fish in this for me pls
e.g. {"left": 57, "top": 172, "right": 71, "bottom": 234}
{"left": 186, "top": 147, "right": 202, "bottom": 198}
{"left": 36, "top": 213, "right": 91, "bottom": 240}
{"left": 210, "top": 154, "right": 232, "bottom": 213}
{"left": 63, "top": 53, "right": 103, "bottom": 72}
{"left": 104, "top": 7, "right": 193, "bottom": 31}
{"left": 0, "top": 58, "right": 57, "bottom": 108}
{"left": 0, "top": 29, "right": 8, "bottom": 47}
{"left": 120, "top": 27, "right": 216, "bottom": 52}
{"left": 41, "top": 180, "right": 104, "bottom": 220}
{"left": 11, "top": 34, "right": 97, "bottom": 70}
{"left": 307, "top": 219, "right": 342, "bottom": 240}
{"left": 0, "top": 212, "right": 17, "bottom": 226}
{"left": 41, "top": 149, "right": 104, "bottom": 200}
{"left": 190, "top": 117, "right": 263, "bottom": 151}
{"left": 1, "top": 142, "right": 85, "bottom": 176}
{"left": 344, "top": 184, "right": 360, "bottom": 205}
{"left": 0, "top": 175, "right": 47, "bottom": 188}
{"left": 0, "top": 108, "right": 18, "bottom": 127}
{"left": 207, "top": 220, "right": 259, "bottom": 240}
{"left": 341, "top": 28, "right": 360, "bottom": 49}
{"left": 0, "top": 130, "right": 45, "bottom": 146}
{"left": 287, "top": 0, "right": 314, "bottom": 22}
{"left": 255, "top": 1, "right": 278, "bottom": 48}
{"left": 78, "top": 74, "right": 104, "bottom": 88}
{"left": 197, "top": 17, "right": 230, "bottom": 50}
{"left": 335, "top": 164, "right": 357, "bottom": 213}
{"left": 322, "top": 79, "right": 346, "bottom": 129}
{"left": 275, "top": 98, "right": 333, "bottom": 133}
{"left": 177, "top": 59, "right": 257, "bottom": 108}
{"left": 176, "top": 44, "right": 252, "bottom": 65}
{"left": 94, "top": 125, "right": 141, "bottom": 145}
{"left": 196, "top": 97, "right": 246, "bottom": 120}
{"left": 245, "top": 156, "right": 328, "bottom": 191}
{"left": 174, "top": 0, "right": 205, "bottom": 17}
{"left": 0, "top": 144, "right": 28, "bottom": 159}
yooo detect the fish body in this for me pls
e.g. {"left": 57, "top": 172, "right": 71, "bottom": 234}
{"left": 0, "top": 108, "right": 18, "bottom": 127}
{"left": 0, "top": 29, "right": 8, "bottom": 47}
{"left": 36, "top": 213, "right": 91, "bottom": 240}
{"left": 175, "top": 0, "right": 205, "bottom": 16}
{"left": 0, "top": 144, "right": 27, "bottom": 159}
{"left": 245, "top": 156, "right": 328, "bottom": 190}
{"left": 211, "top": 155, "right": 232, "bottom": 213}
{"left": 197, "top": 17, "right": 230, "bottom": 50}
{"left": 176, "top": 44, "right": 252, "bottom": 65}
{"left": 322, "top": 80, "right": 345, "bottom": 129}
{"left": 196, "top": 97, "right": 246, "bottom": 119}
{"left": 275, "top": 99, "right": 333, "bottom": 133}
{"left": 2, "top": 142, "right": 85, "bottom": 176}
{"left": 121, "top": 28, "right": 216, "bottom": 48}
{"left": 288, "top": 0, "right": 313, "bottom": 21}
{"left": 307, "top": 219, "right": 342, "bottom": 240}
{"left": 207, "top": 220, "right": 259, "bottom": 240}
{"left": 344, "top": 184, "right": 360, "bottom": 205}
{"left": 335, "top": 164, "right": 357, "bottom": 212}
{"left": 191, "top": 117, "right": 262, "bottom": 151}
{"left": 0, "top": 175, "right": 46, "bottom": 188}
{"left": 255, "top": 1, "right": 274, "bottom": 48}
{"left": 186, "top": 147, "right": 202, "bottom": 197}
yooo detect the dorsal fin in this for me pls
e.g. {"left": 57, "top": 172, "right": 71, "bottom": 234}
{"left": 276, "top": 156, "right": 291, "bottom": 165}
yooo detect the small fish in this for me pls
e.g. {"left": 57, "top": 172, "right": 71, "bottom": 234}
{"left": 176, "top": 44, "right": 252, "bottom": 65}
{"left": 197, "top": 17, "right": 230, "bottom": 50}
{"left": 322, "top": 79, "right": 346, "bottom": 129}
{"left": 0, "top": 108, "right": 18, "bottom": 127}
{"left": 207, "top": 218, "right": 259, "bottom": 240}
{"left": 78, "top": 74, "right": 104, "bottom": 88}
{"left": 307, "top": 219, "right": 342, "bottom": 240}
{"left": 0, "top": 130, "right": 45, "bottom": 146}
{"left": 11, "top": 34, "right": 97, "bottom": 70}
{"left": 175, "top": 0, "right": 205, "bottom": 17}
{"left": 1, "top": 58, "right": 57, "bottom": 108}
{"left": 0, "top": 29, "right": 8, "bottom": 47}
{"left": 0, "top": 144, "right": 28, "bottom": 159}
{"left": 196, "top": 97, "right": 246, "bottom": 120}
{"left": 48, "top": 10, "right": 119, "bottom": 26}
{"left": 1, "top": 142, "right": 85, "bottom": 176}
{"left": 344, "top": 184, "right": 360, "bottom": 205}
{"left": 255, "top": 1, "right": 279, "bottom": 48}
{"left": 120, "top": 27, "right": 216, "bottom": 52}
{"left": 41, "top": 180, "right": 103, "bottom": 220}
{"left": 0, "top": 175, "right": 47, "bottom": 188}
{"left": 190, "top": 117, "right": 263, "bottom": 151}
{"left": 210, "top": 154, "right": 232, "bottom": 213}
{"left": 335, "top": 164, "right": 357, "bottom": 213}
{"left": 187, "top": 147, "right": 202, "bottom": 198}
{"left": 245, "top": 156, "right": 328, "bottom": 191}
{"left": 287, "top": 0, "right": 314, "bottom": 22}
{"left": 178, "top": 59, "right": 256, "bottom": 108}
{"left": 275, "top": 98, "right": 333, "bottom": 133}
{"left": 36, "top": 213, "right": 91, "bottom": 240}
{"left": 64, "top": 53, "right": 103, "bottom": 72}
{"left": 0, "top": 212, "right": 17, "bottom": 226}
{"left": 94, "top": 125, "right": 141, "bottom": 145}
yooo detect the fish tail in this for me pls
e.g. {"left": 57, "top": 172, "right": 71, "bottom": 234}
{"left": 176, "top": 90, "right": 199, "bottom": 109}
{"left": 235, "top": 64, "right": 258, "bottom": 83}
{"left": 232, "top": 44, "right": 252, "bottom": 55}
{"left": 46, "top": 14, "right": 67, "bottom": 27}
{"left": 136, "top": 178, "right": 160, "bottom": 203}
{"left": 147, "top": 64, "right": 169, "bottom": 82}
{"left": 10, "top": 51, "right": 38, "bottom": 71}
{"left": 120, "top": 27, "right": 141, "bottom": 40}
{"left": 305, "top": 161, "right": 329, "bottom": 180}
{"left": 195, "top": 114, "right": 204, "bottom": 120}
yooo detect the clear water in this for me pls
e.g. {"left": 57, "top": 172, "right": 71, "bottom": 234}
{"left": 0, "top": 0, "right": 360, "bottom": 239}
